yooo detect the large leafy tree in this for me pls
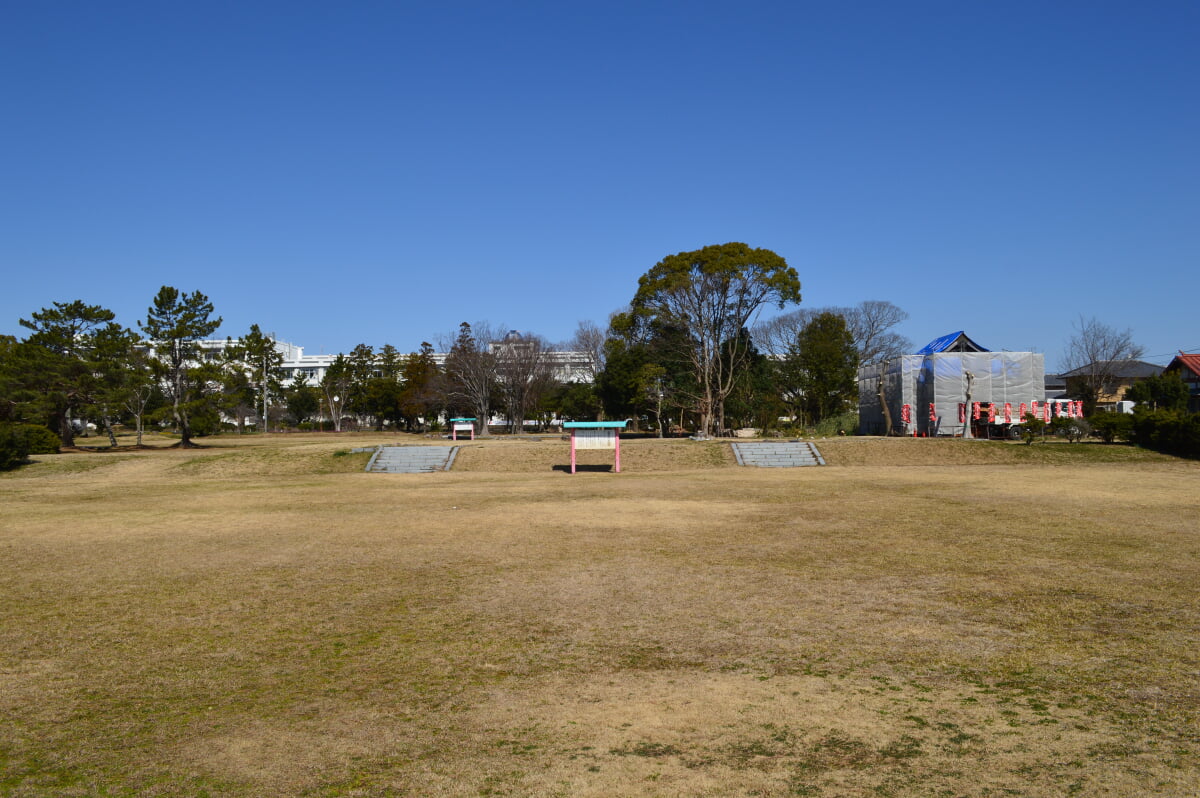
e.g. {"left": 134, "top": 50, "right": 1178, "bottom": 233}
{"left": 16, "top": 300, "right": 132, "bottom": 447}
{"left": 138, "top": 287, "right": 222, "bottom": 447}
{"left": 785, "top": 311, "right": 859, "bottom": 425}
{"left": 629, "top": 243, "right": 800, "bottom": 436}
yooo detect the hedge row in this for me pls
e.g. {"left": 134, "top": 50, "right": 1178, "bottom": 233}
{"left": 1130, "top": 410, "right": 1200, "bottom": 459}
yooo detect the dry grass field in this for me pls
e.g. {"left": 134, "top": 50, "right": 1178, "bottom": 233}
{"left": 1, "top": 433, "right": 1197, "bottom": 797}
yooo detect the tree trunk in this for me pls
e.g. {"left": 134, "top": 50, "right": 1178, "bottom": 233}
{"left": 178, "top": 405, "right": 194, "bottom": 447}
{"left": 102, "top": 409, "right": 118, "bottom": 447}
{"left": 877, "top": 376, "right": 893, "bottom": 437}
{"left": 58, "top": 408, "right": 76, "bottom": 448}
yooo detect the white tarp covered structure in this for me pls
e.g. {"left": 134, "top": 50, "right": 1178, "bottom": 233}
{"left": 858, "top": 332, "right": 1047, "bottom": 437}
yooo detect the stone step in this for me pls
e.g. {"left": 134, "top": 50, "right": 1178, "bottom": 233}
{"left": 367, "top": 446, "right": 459, "bottom": 473}
{"left": 731, "top": 442, "right": 825, "bottom": 468}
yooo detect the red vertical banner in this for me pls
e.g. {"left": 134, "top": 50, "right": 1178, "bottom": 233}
{"left": 929, "top": 403, "right": 937, "bottom": 423}
{"left": 959, "top": 403, "right": 966, "bottom": 423}
{"left": 987, "top": 403, "right": 996, "bottom": 422}
{"left": 901, "top": 404, "right": 912, "bottom": 424}
{"left": 1019, "top": 402, "right": 1028, "bottom": 420}
{"left": 1030, "top": 400, "right": 1039, "bottom": 418}
{"left": 1043, "top": 403, "right": 1051, "bottom": 422}
{"left": 1075, "top": 400, "right": 1084, "bottom": 417}
{"left": 973, "top": 402, "right": 981, "bottom": 420}
{"left": 1004, "top": 402, "right": 1012, "bottom": 423}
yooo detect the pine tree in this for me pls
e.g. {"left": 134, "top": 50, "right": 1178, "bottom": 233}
{"left": 138, "top": 287, "right": 222, "bottom": 447}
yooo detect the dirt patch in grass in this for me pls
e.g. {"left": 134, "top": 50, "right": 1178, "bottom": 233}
{"left": 1, "top": 439, "right": 1197, "bottom": 796}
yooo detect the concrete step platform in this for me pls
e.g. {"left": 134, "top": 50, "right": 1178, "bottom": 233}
{"left": 731, "top": 441, "right": 825, "bottom": 468}
{"left": 367, "top": 446, "right": 459, "bottom": 473}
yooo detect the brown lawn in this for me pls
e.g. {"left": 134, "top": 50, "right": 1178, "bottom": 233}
{"left": 1, "top": 433, "right": 1197, "bottom": 796}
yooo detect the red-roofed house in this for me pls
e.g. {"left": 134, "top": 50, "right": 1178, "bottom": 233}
{"left": 1164, "top": 352, "right": 1200, "bottom": 412}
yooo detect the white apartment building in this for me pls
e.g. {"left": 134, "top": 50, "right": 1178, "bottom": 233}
{"left": 194, "top": 333, "right": 596, "bottom": 386}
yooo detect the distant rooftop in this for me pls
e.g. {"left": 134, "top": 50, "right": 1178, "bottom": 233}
{"left": 1058, "top": 360, "right": 1164, "bottom": 379}
{"left": 915, "top": 331, "right": 989, "bottom": 355}
{"left": 1167, "top": 352, "right": 1200, "bottom": 376}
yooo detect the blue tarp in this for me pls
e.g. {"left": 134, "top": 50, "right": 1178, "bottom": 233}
{"left": 915, "top": 331, "right": 989, "bottom": 355}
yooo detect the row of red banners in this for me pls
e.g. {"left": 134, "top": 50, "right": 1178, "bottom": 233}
{"left": 899, "top": 400, "right": 1084, "bottom": 425}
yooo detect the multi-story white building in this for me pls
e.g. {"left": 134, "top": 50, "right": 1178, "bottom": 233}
{"left": 195, "top": 334, "right": 595, "bottom": 386}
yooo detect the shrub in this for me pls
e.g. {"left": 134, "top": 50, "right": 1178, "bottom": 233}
{"left": 1048, "top": 416, "right": 1089, "bottom": 443}
{"left": 1020, "top": 412, "right": 1046, "bottom": 445}
{"left": 189, "top": 406, "right": 222, "bottom": 436}
{"left": 14, "top": 424, "right": 62, "bottom": 454}
{"left": 0, "top": 423, "right": 60, "bottom": 468}
{"left": 1131, "top": 409, "right": 1200, "bottom": 459}
{"left": 0, "top": 424, "right": 30, "bottom": 470}
{"left": 1089, "top": 412, "right": 1133, "bottom": 444}
{"left": 814, "top": 411, "right": 859, "bottom": 437}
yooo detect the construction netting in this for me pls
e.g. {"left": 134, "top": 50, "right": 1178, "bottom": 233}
{"left": 857, "top": 351, "right": 1047, "bottom": 436}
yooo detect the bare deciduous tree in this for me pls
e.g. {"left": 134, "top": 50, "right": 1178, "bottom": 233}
{"left": 569, "top": 319, "right": 607, "bottom": 383}
{"left": 848, "top": 300, "right": 911, "bottom": 365}
{"left": 318, "top": 355, "right": 352, "bottom": 432}
{"left": 494, "top": 331, "right": 557, "bottom": 433}
{"left": 754, "top": 300, "right": 910, "bottom": 364}
{"left": 1063, "top": 315, "right": 1146, "bottom": 410}
{"left": 443, "top": 322, "right": 500, "bottom": 436}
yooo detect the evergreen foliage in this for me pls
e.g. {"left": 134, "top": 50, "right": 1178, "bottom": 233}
{"left": 0, "top": 423, "right": 30, "bottom": 469}
{"left": 138, "top": 287, "right": 222, "bottom": 447}
{"left": 628, "top": 243, "right": 800, "bottom": 436}
{"left": 1124, "top": 372, "right": 1189, "bottom": 412}
{"left": 1130, "top": 409, "right": 1200, "bottom": 458}
{"left": 16, "top": 301, "right": 133, "bottom": 446}
{"left": 1088, "top": 412, "right": 1133, "bottom": 443}
{"left": 787, "top": 311, "right": 859, "bottom": 425}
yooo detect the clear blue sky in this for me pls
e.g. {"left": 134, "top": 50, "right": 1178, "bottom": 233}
{"left": 3, "top": 1, "right": 1197, "bottom": 369}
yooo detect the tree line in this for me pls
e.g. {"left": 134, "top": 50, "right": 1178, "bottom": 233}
{"left": 2, "top": 243, "right": 917, "bottom": 461}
